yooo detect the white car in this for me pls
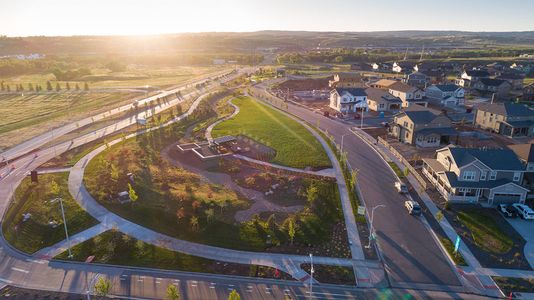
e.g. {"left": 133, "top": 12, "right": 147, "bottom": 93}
{"left": 395, "top": 182, "right": 408, "bottom": 194}
{"left": 404, "top": 200, "right": 421, "bottom": 215}
{"left": 512, "top": 203, "right": 534, "bottom": 220}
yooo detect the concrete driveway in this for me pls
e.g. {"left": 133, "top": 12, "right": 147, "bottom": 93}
{"left": 506, "top": 217, "right": 534, "bottom": 268}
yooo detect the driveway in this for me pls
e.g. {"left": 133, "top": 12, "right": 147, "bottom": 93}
{"left": 506, "top": 218, "right": 534, "bottom": 268}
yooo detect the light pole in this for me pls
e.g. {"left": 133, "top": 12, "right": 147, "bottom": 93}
{"left": 340, "top": 133, "right": 349, "bottom": 154}
{"left": 51, "top": 197, "right": 72, "bottom": 258}
{"left": 360, "top": 107, "right": 366, "bottom": 129}
{"left": 366, "top": 204, "right": 385, "bottom": 249}
{"left": 86, "top": 273, "right": 101, "bottom": 300}
{"left": 309, "top": 253, "right": 314, "bottom": 300}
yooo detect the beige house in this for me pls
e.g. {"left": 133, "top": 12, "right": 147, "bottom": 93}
{"left": 390, "top": 106, "right": 457, "bottom": 147}
{"left": 388, "top": 82, "right": 428, "bottom": 108}
{"left": 422, "top": 146, "right": 528, "bottom": 205}
{"left": 329, "top": 73, "right": 364, "bottom": 88}
{"left": 473, "top": 102, "right": 534, "bottom": 137}
{"left": 365, "top": 87, "right": 402, "bottom": 112}
{"left": 370, "top": 79, "right": 397, "bottom": 89}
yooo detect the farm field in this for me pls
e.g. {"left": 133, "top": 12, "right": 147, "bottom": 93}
{"left": 212, "top": 96, "right": 331, "bottom": 169}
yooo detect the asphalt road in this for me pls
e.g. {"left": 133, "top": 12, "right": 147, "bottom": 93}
{"left": 281, "top": 101, "right": 462, "bottom": 288}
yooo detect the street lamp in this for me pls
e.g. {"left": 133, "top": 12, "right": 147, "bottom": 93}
{"left": 340, "top": 133, "right": 349, "bottom": 153}
{"left": 309, "top": 253, "right": 314, "bottom": 300}
{"left": 86, "top": 273, "right": 101, "bottom": 300}
{"left": 366, "top": 204, "right": 385, "bottom": 249}
{"left": 51, "top": 197, "right": 72, "bottom": 258}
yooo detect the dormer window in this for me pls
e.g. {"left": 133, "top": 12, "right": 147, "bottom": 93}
{"left": 490, "top": 171, "right": 497, "bottom": 180}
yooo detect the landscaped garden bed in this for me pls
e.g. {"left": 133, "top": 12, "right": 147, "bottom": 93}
{"left": 493, "top": 276, "right": 534, "bottom": 295}
{"left": 301, "top": 263, "right": 355, "bottom": 286}
{"left": 3, "top": 172, "right": 98, "bottom": 254}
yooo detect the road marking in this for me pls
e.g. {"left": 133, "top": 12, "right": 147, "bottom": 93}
{"left": 173, "top": 279, "right": 180, "bottom": 282}
{"left": 155, "top": 281, "right": 161, "bottom": 284}
{"left": 25, "top": 258, "right": 46, "bottom": 264}
{"left": 137, "top": 279, "right": 143, "bottom": 282}
{"left": 120, "top": 278, "right": 127, "bottom": 281}
{"left": 156, "top": 277, "right": 163, "bottom": 280}
{"left": 11, "top": 267, "right": 29, "bottom": 273}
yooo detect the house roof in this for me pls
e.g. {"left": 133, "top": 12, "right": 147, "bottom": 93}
{"left": 401, "top": 109, "right": 439, "bottom": 124}
{"left": 508, "top": 144, "right": 534, "bottom": 163}
{"left": 431, "top": 84, "right": 461, "bottom": 92}
{"left": 389, "top": 81, "right": 418, "bottom": 93}
{"left": 497, "top": 73, "right": 525, "bottom": 80}
{"left": 477, "top": 78, "right": 509, "bottom": 87}
{"left": 416, "top": 127, "right": 458, "bottom": 136}
{"left": 373, "top": 79, "right": 397, "bottom": 88}
{"left": 364, "top": 88, "right": 402, "bottom": 103}
{"left": 464, "top": 70, "right": 490, "bottom": 77}
{"left": 334, "top": 87, "right": 367, "bottom": 97}
{"left": 443, "top": 172, "right": 527, "bottom": 190}
{"left": 447, "top": 147, "right": 525, "bottom": 171}
{"left": 476, "top": 102, "right": 534, "bottom": 117}
{"left": 501, "top": 120, "right": 534, "bottom": 128}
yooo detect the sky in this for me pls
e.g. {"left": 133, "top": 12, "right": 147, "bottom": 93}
{"left": 2, "top": 0, "right": 534, "bottom": 36}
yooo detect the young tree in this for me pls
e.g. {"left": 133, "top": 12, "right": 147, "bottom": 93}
{"left": 75, "top": 83, "right": 80, "bottom": 91}
{"left": 84, "top": 82, "right": 89, "bottom": 91}
{"left": 46, "top": 81, "right": 53, "bottom": 91}
{"left": 110, "top": 163, "right": 119, "bottom": 182}
{"left": 6, "top": 85, "right": 10, "bottom": 92}
{"left": 55, "top": 82, "right": 61, "bottom": 92}
{"left": 205, "top": 208, "right": 215, "bottom": 224}
{"left": 190, "top": 216, "right": 199, "bottom": 232}
{"left": 227, "top": 289, "right": 241, "bottom": 300}
{"left": 50, "top": 180, "right": 60, "bottom": 197}
{"left": 165, "top": 283, "right": 181, "bottom": 300}
{"left": 288, "top": 218, "right": 296, "bottom": 245}
{"left": 0, "top": 81, "right": 4, "bottom": 91}
{"left": 128, "top": 183, "right": 138, "bottom": 202}
{"left": 94, "top": 277, "right": 112, "bottom": 297}
{"left": 66, "top": 82, "right": 71, "bottom": 90}
{"left": 306, "top": 185, "right": 319, "bottom": 204}
{"left": 28, "top": 83, "right": 34, "bottom": 91}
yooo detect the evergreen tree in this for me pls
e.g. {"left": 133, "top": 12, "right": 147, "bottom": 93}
{"left": 66, "top": 82, "right": 71, "bottom": 90}
{"left": 55, "top": 83, "right": 61, "bottom": 92}
{"left": 6, "top": 85, "right": 10, "bottom": 92}
{"left": 75, "top": 83, "right": 80, "bottom": 91}
{"left": 84, "top": 82, "right": 89, "bottom": 91}
{"left": 46, "top": 81, "right": 53, "bottom": 91}
{"left": 0, "top": 81, "right": 4, "bottom": 91}
{"left": 28, "top": 83, "right": 34, "bottom": 91}
{"left": 227, "top": 290, "right": 241, "bottom": 300}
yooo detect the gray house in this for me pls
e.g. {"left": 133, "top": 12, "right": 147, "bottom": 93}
{"left": 422, "top": 146, "right": 529, "bottom": 205}
{"left": 473, "top": 102, "right": 534, "bottom": 137}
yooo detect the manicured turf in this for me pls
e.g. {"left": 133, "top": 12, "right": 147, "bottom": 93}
{"left": 2, "top": 172, "right": 98, "bottom": 254}
{"left": 212, "top": 96, "right": 331, "bottom": 169}
{"left": 457, "top": 210, "right": 513, "bottom": 254}
{"left": 388, "top": 162, "right": 405, "bottom": 178}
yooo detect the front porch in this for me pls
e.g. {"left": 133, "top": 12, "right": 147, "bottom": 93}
{"left": 499, "top": 120, "right": 534, "bottom": 137}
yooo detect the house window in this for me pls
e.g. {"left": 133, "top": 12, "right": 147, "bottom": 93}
{"left": 480, "top": 171, "right": 487, "bottom": 180}
{"left": 490, "top": 171, "right": 497, "bottom": 180}
{"left": 379, "top": 103, "right": 385, "bottom": 109}
{"left": 462, "top": 171, "right": 476, "bottom": 181}
{"left": 513, "top": 172, "right": 521, "bottom": 182}
{"left": 403, "top": 121, "right": 408, "bottom": 127}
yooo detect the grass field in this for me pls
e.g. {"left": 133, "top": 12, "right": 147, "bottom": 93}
{"left": 457, "top": 210, "right": 513, "bottom": 254}
{"left": 2, "top": 172, "right": 98, "bottom": 254}
{"left": 212, "top": 96, "right": 331, "bottom": 169}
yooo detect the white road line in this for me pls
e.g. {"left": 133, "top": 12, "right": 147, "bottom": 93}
{"left": 11, "top": 267, "right": 29, "bottom": 273}
{"left": 155, "top": 281, "right": 161, "bottom": 284}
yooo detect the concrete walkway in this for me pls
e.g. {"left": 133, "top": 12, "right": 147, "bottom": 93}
{"left": 205, "top": 97, "right": 239, "bottom": 142}
{"left": 233, "top": 154, "right": 336, "bottom": 179}
{"left": 505, "top": 218, "right": 534, "bottom": 269}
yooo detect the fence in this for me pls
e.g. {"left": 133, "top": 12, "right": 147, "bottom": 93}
{"left": 377, "top": 136, "right": 427, "bottom": 190}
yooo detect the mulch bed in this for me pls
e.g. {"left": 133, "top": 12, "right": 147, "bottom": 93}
{"left": 0, "top": 286, "right": 86, "bottom": 300}
{"left": 301, "top": 263, "right": 356, "bottom": 286}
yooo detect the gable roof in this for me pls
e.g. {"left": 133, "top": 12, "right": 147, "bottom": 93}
{"left": 464, "top": 70, "right": 490, "bottom": 77}
{"left": 334, "top": 87, "right": 367, "bottom": 97}
{"left": 476, "top": 102, "right": 534, "bottom": 117}
{"left": 431, "top": 84, "right": 461, "bottom": 92}
{"left": 389, "top": 81, "right": 419, "bottom": 93}
{"left": 373, "top": 79, "right": 397, "bottom": 88}
{"left": 364, "top": 88, "right": 402, "bottom": 103}
{"left": 447, "top": 147, "right": 524, "bottom": 170}
{"left": 398, "top": 107, "right": 440, "bottom": 124}
{"left": 477, "top": 78, "right": 509, "bottom": 87}
{"left": 508, "top": 144, "right": 534, "bottom": 163}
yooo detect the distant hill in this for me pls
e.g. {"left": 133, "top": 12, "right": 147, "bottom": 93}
{"left": 1, "top": 31, "right": 534, "bottom": 55}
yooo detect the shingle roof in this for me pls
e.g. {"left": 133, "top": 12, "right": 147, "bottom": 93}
{"left": 334, "top": 87, "right": 367, "bottom": 97}
{"left": 448, "top": 147, "right": 525, "bottom": 170}
{"left": 464, "top": 70, "right": 490, "bottom": 77}
{"left": 508, "top": 144, "right": 534, "bottom": 163}
{"left": 416, "top": 127, "right": 458, "bottom": 136}
{"left": 497, "top": 73, "right": 524, "bottom": 80}
{"left": 389, "top": 81, "right": 418, "bottom": 93}
{"left": 432, "top": 84, "right": 461, "bottom": 92}
{"left": 402, "top": 110, "right": 439, "bottom": 124}
{"left": 476, "top": 102, "right": 534, "bottom": 117}
{"left": 443, "top": 172, "right": 527, "bottom": 190}
{"left": 373, "top": 79, "right": 397, "bottom": 88}
{"left": 364, "top": 88, "right": 402, "bottom": 103}
{"left": 478, "top": 78, "right": 508, "bottom": 87}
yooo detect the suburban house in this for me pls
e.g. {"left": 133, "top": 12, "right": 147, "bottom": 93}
{"left": 414, "top": 62, "right": 439, "bottom": 73}
{"left": 425, "top": 70, "right": 446, "bottom": 84}
{"left": 510, "top": 63, "right": 532, "bottom": 74}
{"left": 390, "top": 106, "right": 457, "bottom": 147}
{"left": 422, "top": 146, "right": 529, "bottom": 205}
{"left": 388, "top": 81, "right": 428, "bottom": 108}
{"left": 329, "top": 87, "right": 368, "bottom": 114}
{"left": 329, "top": 73, "right": 364, "bottom": 88}
{"left": 425, "top": 84, "right": 465, "bottom": 106}
{"left": 523, "top": 83, "right": 534, "bottom": 101}
{"left": 508, "top": 143, "right": 534, "bottom": 188}
{"left": 393, "top": 61, "right": 413, "bottom": 73}
{"left": 404, "top": 71, "right": 428, "bottom": 88}
{"left": 365, "top": 87, "right": 402, "bottom": 112}
{"left": 496, "top": 73, "right": 525, "bottom": 90}
{"left": 472, "top": 78, "right": 512, "bottom": 99}
{"left": 370, "top": 79, "right": 397, "bottom": 89}
{"left": 456, "top": 69, "right": 490, "bottom": 88}
{"left": 372, "top": 62, "right": 392, "bottom": 71}
{"left": 473, "top": 102, "right": 534, "bottom": 137}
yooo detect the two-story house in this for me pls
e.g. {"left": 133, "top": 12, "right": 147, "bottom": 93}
{"left": 523, "top": 83, "right": 534, "bottom": 101}
{"left": 422, "top": 146, "right": 529, "bottom": 205}
{"left": 456, "top": 69, "right": 491, "bottom": 88}
{"left": 370, "top": 79, "right": 397, "bottom": 89}
{"left": 425, "top": 84, "right": 465, "bottom": 106}
{"left": 473, "top": 102, "right": 534, "bottom": 137}
{"left": 328, "top": 73, "right": 364, "bottom": 88}
{"left": 390, "top": 106, "right": 457, "bottom": 147}
{"left": 496, "top": 73, "right": 525, "bottom": 90}
{"left": 508, "top": 143, "right": 534, "bottom": 189}
{"left": 472, "top": 78, "right": 512, "bottom": 99}
{"left": 365, "top": 87, "right": 402, "bottom": 112}
{"left": 393, "top": 61, "right": 413, "bottom": 73}
{"left": 403, "top": 71, "right": 428, "bottom": 88}
{"left": 388, "top": 82, "right": 428, "bottom": 108}
{"left": 329, "top": 87, "right": 368, "bottom": 114}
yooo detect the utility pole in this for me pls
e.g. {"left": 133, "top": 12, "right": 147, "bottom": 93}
{"left": 53, "top": 197, "right": 72, "bottom": 258}
{"left": 309, "top": 253, "right": 314, "bottom": 300}
{"left": 340, "top": 133, "right": 349, "bottom": 153}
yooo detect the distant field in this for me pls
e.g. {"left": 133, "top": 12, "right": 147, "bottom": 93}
{"left": 212, "top": 96, "right": 331, "bottom": 169}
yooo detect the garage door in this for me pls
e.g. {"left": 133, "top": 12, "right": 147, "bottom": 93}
{"left": 492, "top": 193, "right": 521, "bottom": 205}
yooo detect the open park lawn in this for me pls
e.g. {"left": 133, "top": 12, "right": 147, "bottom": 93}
{"left": 84, "top": 95, "right": 348, "bottom": 256}
{"left": 3, "top": 173, "right": 98, "bottom": 254}
{"left": 55, "top": 230, "right": 292, "bottom": 280}
{"left": 211, "top": 96, "right": 331, "bottom": 169}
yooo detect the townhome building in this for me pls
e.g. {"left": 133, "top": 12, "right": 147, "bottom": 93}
{"left": 329, "top": 87, "right": 368, "bottom": 114}
{"left": 473, "top": 102, "right": 534, "bottom": 137}
{"left": 388, "top": 81, "right": 428, "bottom": 107}
{"left": 365, "top": 87, "right": 402, "bottom": 112}
{"left": 425, "top": 84, "right": 465, "bottom": 106}
{"left": 390, "top": 106, "right": 457, "bottom": 147}
{"left": 422, "top": 146, "right": 529, "bottom": 205}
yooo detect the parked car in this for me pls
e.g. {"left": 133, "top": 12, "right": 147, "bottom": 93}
{"left": 404, "top": 200, "right": 421, "bottom": 215}
{"left": 497, "top": 204, "right": 518, "bottom": 218}
{"left": 512, "top": 203, "right": 534, "bottom": 220}
{"left": 395, "top": 182, "right": 408, "bottom": 194}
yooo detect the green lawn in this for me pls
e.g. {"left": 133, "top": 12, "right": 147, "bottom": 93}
{"left": 212, "top": 96, "right": 331, "bottom": 169}
{"left": 493, "top": 276, "right": 534, "bottom": 295}
{"left": 457, "top": 210, "right": 513, "bottom": 254}
{"left": 439, "top": 237, "right": 467, "bottom": 266}
{"left": 3, "top": 173, "right": 98, "bottom": 254}
{"left": 388, "top": 162, "right": 406, "bottom": 178}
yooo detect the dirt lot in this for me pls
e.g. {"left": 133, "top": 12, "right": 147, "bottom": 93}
{"left": 274, "top": 77, "right": 331, "bottom": 91}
